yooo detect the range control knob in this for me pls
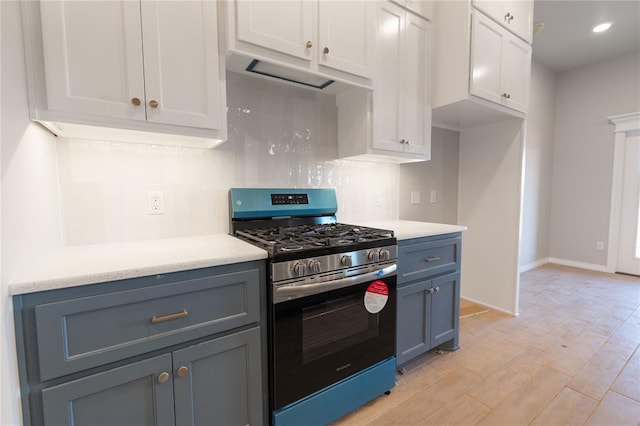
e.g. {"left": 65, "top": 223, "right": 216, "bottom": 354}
{"left": 293, "top": 261, "right": 307, "bottom": 276}
{"left": 379, "top": 248, "right": 390, "bottom": 261}
{"left": 367, "top": 250, "right": 380, "bottom": 262}
{"left": 308, "top": 259, "right": 321, "bottom": 274}
{"left": 340, "top": 255, "right": 353, "bottom": 267}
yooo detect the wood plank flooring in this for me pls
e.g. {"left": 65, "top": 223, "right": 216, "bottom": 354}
{"left": 334, "top": 264, "right": 640, "bottom": 425}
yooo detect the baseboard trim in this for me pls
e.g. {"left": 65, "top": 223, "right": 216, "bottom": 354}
{"left": 519, "top": 258, "right": 550, "bottom": 273}
{"left": 547, "top": 257, "right": 610, "bottom": 273}
{"left": 460, "top": 296, "right": 517, "bottom": 317}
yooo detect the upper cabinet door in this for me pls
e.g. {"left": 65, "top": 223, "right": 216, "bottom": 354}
{"left": 318, "top": 1, "right": 375, "bottom": 78}
{"left": 236, "top": 0, "right": 314, "bottom": 61}
{"left": 373, "top": 2, "right": 404, "bottom": 153}
{"left": 502, "top": 34, "right": 531, "bottom": 113}
{"left": 400, "top": 12, "right": 430, "bottom": 156}
{"left": 473, "top": 0, "right": 532, "bottom": 42}
{"left": 469, "top": 12, "right": 504, "bottom": 106}
{"left": 39, "top": 1, "right": 146, "bottom": 121}
{"left": 140, "top": 1, "right": 223, "bottom": 129}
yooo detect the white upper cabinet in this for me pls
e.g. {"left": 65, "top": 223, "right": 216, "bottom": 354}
{"left": 224, "top": 0, "right": 375, "bottom": 86}
{"left": 432, "top": 2, "right": 532, "bottom": 128}
{"left": 391, "top": 0, "right": 434, "bottom": 21}
{"left": 24, "top": 0, "right": 227, "bottom": 146}
{"left": 470, "top": 12, "right": 531, "bottom": 112}
{"left": 236, "top": 1, "right": 314, "bottom": 62}
{"left": 473, "top": 0, "right": 533, "bottom": 42}
{"left": 337, "top": 1, "right": 431, "bottom": 163}
{"left": 39, "top": 1, "right": 146, "bottom": 122}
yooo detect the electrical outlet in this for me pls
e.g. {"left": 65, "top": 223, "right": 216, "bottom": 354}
{"left": 148, "top": 191, "right": 164, "bottom": 215}
{"left": 596, "top": 241, "right": 604, "bottom": 250}
{"left": 430, "top": 190, "right": 437, "bottom": 204}
{"left": 410, "top": 191, "right": 421, "bottom": 205}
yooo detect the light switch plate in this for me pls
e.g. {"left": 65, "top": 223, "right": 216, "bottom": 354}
{"left": 411, "top": 191, "right": 421, "bottom": 204}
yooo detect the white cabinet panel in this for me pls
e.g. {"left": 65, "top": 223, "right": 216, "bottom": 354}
{"left": 40, "top": 1, "right": 146, "bottom": 121}
{"left": 392, "top": 0, "right": 434, "bottom": 21}
{"left": 401, "top": 12, "right": 430, "bottom": 156}
{"left": 470, "top": 11, "right": 531, "bottom": 113}
{"left": 470, "top": 13, "right": 504, "bottom": 106}
{"left": 473, "top": 0, "right": 533, "bottom": 42}
{"left": 373, "top": 2, "right": 403, "bottom": 152}
{"left": 236, "top": 0, "right": 313, "bottom": 62}
{"left": 140, "top": 1, "right": 223, "bottom": 129}
{"left": 502, "top": 34, "right": 531, "bottom": 112}
{"left": 318, "top": 1, "right": 374, "bottom": 78}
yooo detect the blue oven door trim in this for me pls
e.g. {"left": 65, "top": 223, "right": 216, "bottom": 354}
{"left": 272, "top": 357, "right": 396, "bottom": 426}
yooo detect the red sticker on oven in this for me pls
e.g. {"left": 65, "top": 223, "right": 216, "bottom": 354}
{"left": 364, "top": 280, "right": 389, "bottom": 314}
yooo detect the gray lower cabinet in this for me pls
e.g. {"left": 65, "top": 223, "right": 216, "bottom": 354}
{"left": 14, "top": 261, "right": 267, "bottom": 426}
{"left": 396, "top": 234, "right": 461, "bottom": 367}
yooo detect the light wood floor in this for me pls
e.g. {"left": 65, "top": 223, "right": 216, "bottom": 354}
{"left": 335, "top": 264, "right": 640, "bottom": 425}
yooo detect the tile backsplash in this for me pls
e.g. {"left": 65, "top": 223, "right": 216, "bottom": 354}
{"left": 58, "top": 72, "right": 400, "bottom": 245}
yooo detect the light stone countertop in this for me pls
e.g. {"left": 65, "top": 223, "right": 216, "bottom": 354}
{"left": 358, "top": 220, "right": 467, "bottom": 241}
{"left": 9, "top": 234, "right": 268, "bottom": 296}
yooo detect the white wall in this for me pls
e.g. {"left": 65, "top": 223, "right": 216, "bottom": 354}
{"left": 1, "top": 2, "right": 64, "bottom": 424}
{"left": 549, "top": 52, "right": 640, "bottom": 267}
{"left": 57, "top": 71, "right": 400, "bottom": 246}
{"left": 399, "top": 127, "right": 459, "bottom": 224}
{"left": 458, "top": 119, "right": 524, "bottom": 315}
{"left": 519, "top": 60, "right": 557, "bottom": 269}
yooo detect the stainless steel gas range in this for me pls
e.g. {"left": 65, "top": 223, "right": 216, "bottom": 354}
{"left": 229, "top": 188, "right": 397, "bottom": 426}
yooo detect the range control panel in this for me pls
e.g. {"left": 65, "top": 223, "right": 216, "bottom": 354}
{"left": 271, "top": 194, "right": 309, "bottom": 205}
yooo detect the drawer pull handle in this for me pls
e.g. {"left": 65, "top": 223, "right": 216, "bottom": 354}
{"left": 177, "top": 366, "right": 189, "bottom": 377}
{"left": 151, "top": 309, "right": 188, "bottom": 324}
{"left": 424, "top": 256, "right": 441, "bottom": 262}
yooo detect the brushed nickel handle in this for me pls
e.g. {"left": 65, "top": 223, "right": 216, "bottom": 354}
{"left": 434, "top": 286, "right": 440, "bottom": 293}
{"left": 400, "top": 139, "right": 407, "bottom": 144}
{"left": 405, "top": 140, "right": 411, "bottom": 145}
{"left": 306, "top": 40, "right": 313, "bottom": 48}
{"left": 508, "top": 15, "right": 514, "bottom": 23}
{"left": 177, "top": 366, "right": 189, "bottom": 377}
{"left": 131, "top": 97, "right": 141, "bottom": 106}
{"left": 323, "top": 47, "right": 329, "bottom": 54}
{"left": 424, "top": 256, "right": 441, "bottom": 262}
{"left": 151, "top": 309, "right": 188, "bottom": 324}
{"left": 149, "top": 99, "right": 159, "bottom": 109}
{"left": 506, "top": 93, "right": 511, "bottom": 99}
{"left": 428, "top": 288, "right": 435, "bottom": 294}
{"left": 504, "top": 12, "right": 511, "bottom": 21}
{"left": 157, "top": 372, "right": 170, "bottom": 384}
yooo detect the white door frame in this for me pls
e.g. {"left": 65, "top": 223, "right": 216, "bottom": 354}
{"left": 606, "top": 112, "right": 640, "bottom": 273}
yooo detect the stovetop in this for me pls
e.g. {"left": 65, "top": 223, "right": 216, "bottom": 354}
{"left": 234, "top": 222, "right": 396, "bottom": 261}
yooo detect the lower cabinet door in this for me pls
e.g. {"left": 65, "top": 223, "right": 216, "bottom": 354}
{"left": 173, "top": 326, "right": 263, "bottom": 426}
{"left": 41, "top": 354, "right": 175, "bottom": 426}
{"left": 430, "top": 272, "right": 461, "bottom": 348}
{"left": 396, "top": 280, "right": 431, "bottom": 366}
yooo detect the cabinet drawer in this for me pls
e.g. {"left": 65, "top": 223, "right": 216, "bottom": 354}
{"left": 35, "top": 269, "right": 260, "bottom": 381}
{"left": 398, "top": 236, "right": 461, "bottom": 284}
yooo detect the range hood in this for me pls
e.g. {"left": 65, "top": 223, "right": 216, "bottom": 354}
{"left": 225, "top": 54, "right": 371, "bottom": 96}
{"left": 245, "top": 60, "right": 335, "bottom": 90}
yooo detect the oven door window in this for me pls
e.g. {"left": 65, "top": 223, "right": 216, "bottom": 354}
{"left": 302, "top": 293, "right": 378, "bottom": 364}
{"left": 272, "top": 277, "right": 396, "bottom": 409}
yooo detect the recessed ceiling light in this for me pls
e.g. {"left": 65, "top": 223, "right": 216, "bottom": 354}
{"left": 592, "top": 22, "right": 612, "bottom": 33}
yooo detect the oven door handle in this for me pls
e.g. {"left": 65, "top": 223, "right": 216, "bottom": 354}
{"left": 274, "top": 264, "right": 397, "bottom": 303}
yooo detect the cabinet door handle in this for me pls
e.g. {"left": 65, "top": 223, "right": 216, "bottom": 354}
{"left": 157, "top": 372, "right": 170, "bottom": 384}
{"left": 151, "top": 309, "right": 188, "bottom": 323}
{"left": 424, "top": 256, "right": 441, "bottom": 262}
{"left": 434, "top": 286, "right": 440, "bottom": 293}
{"left": 306, "top": 40, "right": 313, "bottom": 48}
{"left": 177, "top": 366, "right": 189, "bottom": 377}
{"left": 131, "top": 97, "right": 141, "bottom": 106}
{"left": 428, "top": 287, "right": 435, "bottom": 294}
{"left": 400, "top": 139, "right": 406, "bottom": 144}
{"left": 508, "top": 15, "right": 514, "bottom": 23}
{"left": 323, "top": 47, "right": 330, "bottom": 54}
{"left": 405, "top": 140, "right": 411, "bottom": 145}
{"left": 149, "top": 99, "right": 159, "bottom": 109}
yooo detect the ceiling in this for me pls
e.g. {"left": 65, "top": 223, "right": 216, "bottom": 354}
{"left": 532, "top": 0, "right": 640, "bottom": 73}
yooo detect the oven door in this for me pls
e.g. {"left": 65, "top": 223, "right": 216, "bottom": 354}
{"left": 271, "top": 269, "right": 397, "bottom": 410}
